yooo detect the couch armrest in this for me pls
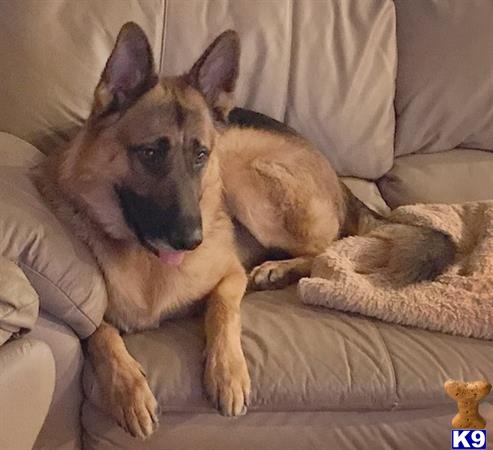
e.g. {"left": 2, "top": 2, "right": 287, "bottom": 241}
{"left": 0, "top": 338, "right": 55, "bottom": 450}
{"left": 0, "top": 132, "right": 107, "bottom": 338}
{"left": 0, "top": 257, "right": 39, "bottom": 345}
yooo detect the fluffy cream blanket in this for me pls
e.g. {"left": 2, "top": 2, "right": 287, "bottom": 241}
{"left": 298, "top": 201, "right": 493, "bottom": 339}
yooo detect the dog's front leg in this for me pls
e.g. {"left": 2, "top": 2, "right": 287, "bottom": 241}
{"left": 87, "top": 321, "right": 158, "bottom": 439}
{"left": 204, "top": 266, "right": 251, "bottom": 416}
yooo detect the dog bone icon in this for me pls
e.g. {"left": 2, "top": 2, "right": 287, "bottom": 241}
{"left": 444, "top": 380, "right": 492, "bottom": 429}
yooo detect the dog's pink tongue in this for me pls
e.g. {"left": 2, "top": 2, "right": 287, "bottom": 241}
{"left": 159, "top": 250, "right": 185, "bottom": 266}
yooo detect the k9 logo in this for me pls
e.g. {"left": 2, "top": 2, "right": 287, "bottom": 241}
{"left": 451, "top": 429, "right": 487, "bottom": 449}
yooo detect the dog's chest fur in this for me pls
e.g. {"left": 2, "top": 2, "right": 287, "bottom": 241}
{"left": 97, "top": 208, "right": 236, "bottom": 332}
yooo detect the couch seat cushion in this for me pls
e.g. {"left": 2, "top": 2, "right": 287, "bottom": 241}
{"left": 378, "top": 149, "right": 493, "bottom": 208}
{"left": 84, "top": 287, "right": 493, "bottom": 415}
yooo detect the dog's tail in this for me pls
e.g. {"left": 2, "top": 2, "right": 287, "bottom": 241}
{"left": 339, "top": 183, "right": 387, "bottom": 237}
{"left": 377, "top": 224, "right": 456, "bottom": 283}
{"left": 340, "top": 183, "right": 456, "bottom": 283}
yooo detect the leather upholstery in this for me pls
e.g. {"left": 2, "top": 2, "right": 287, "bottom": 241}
{"left": 83, "top": 403, "right": 474, "bottom": 450}
{"left": 378, "top": 149, "right": 493, "bottom": 208}
{"left": 84, "top": 287, "right": 493, "bottom": 417}
{"left": 30, "top": 313, "right": 85, "bottom": 450}
{"left": 0, "top": 133, "right": 107, "bottom": 339}
{"left": 394, "top": 0, "right": 493, "bottom": 156}
{"left": 0, "top": 257, "right": 39, "bottom": 345}
{"left": 0, "top": 339, "right": 55, "bottom": 450}
{"left": 0, "top": 0, "right": 165, "bottom": 155}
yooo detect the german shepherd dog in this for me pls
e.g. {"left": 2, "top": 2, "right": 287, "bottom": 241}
{"left": 34, "top": 23, "right": 454, "bottom": 439}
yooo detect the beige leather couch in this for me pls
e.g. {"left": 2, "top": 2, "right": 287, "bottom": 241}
{"left": 0, "top": 1, "right": 492, "bottom": 449}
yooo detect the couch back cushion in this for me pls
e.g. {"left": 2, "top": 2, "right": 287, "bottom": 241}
{"left": 0, "top": 0, "right": 164, "bottom": 154}
{"left": 0, "top": 0, "right": 396, "bottom": 179}
{"left": 394, "top": 0, "right": 493, "bottom": 156}
{"left": 161, "top": 0, "right": 397, "bottom": 179}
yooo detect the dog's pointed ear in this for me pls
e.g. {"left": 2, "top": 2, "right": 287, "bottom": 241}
{"left": 186, "top": 30, "right": 240, "bottom": 122}
{"left": 93, "top": 22, "right": 158, "bottom": 117}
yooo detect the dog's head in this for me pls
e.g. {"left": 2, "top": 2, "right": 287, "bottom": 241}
{"left": 61, "top": 23, "right": 239, "bottom": 264}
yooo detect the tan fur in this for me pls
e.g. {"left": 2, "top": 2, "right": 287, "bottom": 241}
{"left": 218, "top": 127, "right": 345, "bottom": 257}
{"left": 86, "top": 322, "right": 159, "bottom": 438}
{"left": 216, "top": 127, "right": 350, "bottom": 290}
{"left": 204, "top": 266, "right": 250, "bottom": 416}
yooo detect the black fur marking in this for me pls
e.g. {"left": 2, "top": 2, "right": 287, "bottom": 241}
{"left": 174, "top": 101, "right": 186, "bottom": 129}
{"left": 116, "top": 186, "right": 175, "bottom": 242}
{"left": 228, "top": 107, "right": 300, "bottom": 137}
{"left": 115, "top": 185, "right": 202, "bottom": 251}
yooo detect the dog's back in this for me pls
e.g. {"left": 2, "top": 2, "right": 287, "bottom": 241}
{"left": 222, "top": 108, "right": 455, "bottom": 287}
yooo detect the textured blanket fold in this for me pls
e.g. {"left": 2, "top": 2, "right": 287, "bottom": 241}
{"left": 298, "top": 201, "right": 493, "bottom": 339}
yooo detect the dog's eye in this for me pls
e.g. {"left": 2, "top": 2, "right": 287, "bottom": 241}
{"left": 194, "top": 146, "right": 209, "bottom": 168}
{"left": 132, "top": 137, "right": 169, "bottom": 168}
{"left": 138, "top": 146, "right": 162, "bottom": 165}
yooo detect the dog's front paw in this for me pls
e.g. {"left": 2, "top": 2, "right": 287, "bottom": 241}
{"left": 107, "top": 359, "right": 159, "bottom": 440}
{"left": 204, "top": 348, "right": 251, "bottom": 416}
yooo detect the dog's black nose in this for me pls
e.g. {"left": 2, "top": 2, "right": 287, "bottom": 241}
{"left": 181, "top": 227, "right": 203, "bottom": 250}
{"left": 170, "top": 224, "right": 203, "bottom": 251}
